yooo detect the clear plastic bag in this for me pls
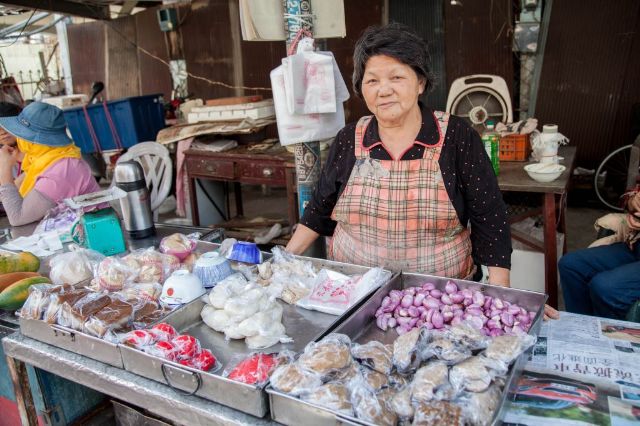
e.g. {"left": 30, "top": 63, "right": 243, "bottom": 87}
{"left": 389, "top": 384, "right": 414, "bottom": 420}
{"left": 49, "top": 246, "right": 105, "bottom": 285}
{"left": 412, "top": 401, "right": 463, "bottom": 426}
{"left": 159, "top": 233, "right": 199, "bottom": 261}
{"left": 94, "top": 256, "right": 139, "bottom": 292}
{"left": 449, "top": 356, "right": 505, "bottom": 393}
{"left": 43, "top": 287, "right": 89, "bottom": 324}
{"left": 19, "top": 284, "right": 64, "bottom": 320}
{"left": 393, "top": 327, "right": 427, "bottom": 373}
{"left": 119, "top": 282, "right": 163, "bottom": 302}
{"left": 83, "top": 297, "right": 134, "bottom": 338}
{"left": 123, "top": 248, "right": 180, "bottom": 284}
{"left": 482, "top": 333, "right": 536, "bottom": 367}
{"left": 445, "top": 321, "right": 491, "bottom": 351}
{"left": 411, "top": 361, "right": 453, "bottom": 402}
{"left": 301, "top": 382, "right": 353, "bottom": 416}
{"left": 172, "top": 334, "right": 202, "bottom": 361}
{"left": 269, "top": 363, "right": 323, "bottom": 396}
{"left": 180, "top": 348, "right": 217, "bottom": 371}
{"left": 270, "top": 63, "right": 346, "bottom": 146}
{"left": 120, "top": 329, "right": 158, "bottom": 349}
{"left": 150, "top": 323, "right": 177, "bottom": 341}
{"left": 61, "top": 292, "right": 112, "bottom": 331}
{"left": 223, "top": 352, "right": 290, "bottom": 386}
{"left": 454, "top": 385, "right": 502, "bottom": 426}
{"left": 351, "top": 341, "right": 393, "bottom": 375}
{"left": 298, "top": 333, "right": 353, "bottom": 378}
{"left": 34, "top": 203, "right": 79, "bottom": 243}
{"left": 348, "top": 375, "right": 397, "bottom": 426}
{"left": 423, "top": 335, "right": 472, "bottom": 365}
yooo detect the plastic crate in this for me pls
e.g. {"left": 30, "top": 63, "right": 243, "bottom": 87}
{"left": 63, "top": 94, "right": 165, "bottom": 153}
{"left": 499, "top": 133, "right": 532, "bottom": 162}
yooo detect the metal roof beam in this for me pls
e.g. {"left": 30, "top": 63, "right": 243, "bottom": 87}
{"left": 118, "top": 1, "right": 138, "bottom": 17}
{"left": 0, "top": 0, "right": 110, "bottom": 20}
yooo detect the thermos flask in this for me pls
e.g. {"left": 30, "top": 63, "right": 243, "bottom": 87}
{"left": 114, "top": 161, "right": 155, "bottom": 239}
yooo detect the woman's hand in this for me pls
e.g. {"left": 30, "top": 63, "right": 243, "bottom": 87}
{"left": 544, "top": 304, "right": 560, "bottom": 321}
{"left": 0, "top": 145, "right": 16, "bottom": 185}
{"left": 487, "top": 266, "right": 510, "bottom": 287}
{"left": 628, "top": 212, "right": 640, "bottom": 230}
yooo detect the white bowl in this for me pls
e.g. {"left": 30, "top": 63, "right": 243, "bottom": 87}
{"left": 524, "top": 163, "right": 566, "bottom": 183}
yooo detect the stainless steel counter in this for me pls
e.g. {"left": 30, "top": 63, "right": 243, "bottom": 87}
{"left": 2, "top": 332, "right": 275, "bottom": 426}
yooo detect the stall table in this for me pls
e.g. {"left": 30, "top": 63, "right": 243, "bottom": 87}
{"left": 185, "top": 145, "right": 298, "bottom": 228}
{"left": 5, "top": 311, "right": 638, "bottom": 426}
{"left": 497, "top": 146, "right": 577, "bottom": 308}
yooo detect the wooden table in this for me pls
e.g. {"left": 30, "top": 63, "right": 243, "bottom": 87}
{"left": 185, "top": 145, "right": 297, "bottom": 228}
{"left": 498, "top": 146, "right": 577, "bottom": 308}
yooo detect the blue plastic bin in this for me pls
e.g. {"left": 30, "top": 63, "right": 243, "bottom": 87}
{"left": 63, "top": 94, "right": 165, "bottom": 153}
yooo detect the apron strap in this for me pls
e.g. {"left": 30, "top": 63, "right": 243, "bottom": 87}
{"left": 354, "top": 115, "right": 373, "bottom": 159}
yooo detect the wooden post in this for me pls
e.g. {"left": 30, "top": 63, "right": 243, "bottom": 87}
{"left": 6, "top": 356, "right": 38, "bottom": 426}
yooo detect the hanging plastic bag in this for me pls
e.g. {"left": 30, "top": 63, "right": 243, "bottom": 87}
{"left": 283, "top": 38, "right": 337, "bottom": 114}
{"left": 271, "top": 63, "right": 346, "bottom": 146}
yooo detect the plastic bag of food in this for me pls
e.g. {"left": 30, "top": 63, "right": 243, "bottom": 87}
{"left": 159, "top": 233, "right": 199, "bottom": 261}
{"left": 180, "top": 348, "right": 218, "bottom": 372}
{"left": 482, "top": 333, "right": 536, "bottom": 367}
{"left": 301, "top": 382, "right": 353, "bottom": 416}
{"left": 422, "top": 335, "right": 472, "bottom": 365}
{"left": 84, "top": 297, "right": 135, "bottom": 339}
{"left": 123, "top": 248, "right": 181, "bottom": 284}
{"left": 445, "top": 321, "right": 491, "bottom": 351}
{"left": 49, "top": 247, "right": 104, "bottom": 285}
{"left": 147, "top": 339, "right": 178, "bottom": 361}
{"left": 351, "top": 340, "right": 393, "bottom": 375}
{"left": 94, "top": 257, "right": 138, "bottom": 292}
{"left": 411, "top": 361, "right": 455, "bottom": 402}
{"left": 389, "top": 384, "right": 414, "bottom": 420}
{"left": 62, "top": 292, "right": 112, "bottom": 330}
{"left": 131, "top": 300, "right": 167, "bottom": 328}
{"left": 19, "top": 284, "right": 66, "bottom": 320}
{"left": 34, "top": 202, "right": 79, "bottom": 243}
{"left": 449, "top": 355, "right": 506, "bottom": 394}
{"left": 298, "top": 267, "right": 392, "bottom": 315}
{"left": 223, "top": 352, "right": 287, "bottom": 386}
{"left": 120, "top": 329, "right": 158, "bottom": 349}
{"left": 172, "top": 334, "right": 201, "bottom": 361}
{"left": 245, "top": 321, "right": 291, "bottom": 349}
{"left": 348, "top": 375, "right": 397, "bottom": 426}
{"left": 43, "top": 287, "right": 89, "bottom": 324}
{"left": 454, "top": 385, "right": 502, "bottom": 426}
{"left": 270, "top": 363, "right": 323, "bottom": 396}
{"left": 393, "top": 327, "right": 427, "bottom": 373}
{"left": 150, "top": 323, "right": 177, "bottom": 341}
{"left": 236, "top": 299, "right": 283, "bottom": 337}
{"left": 412, "top": 401, "right": 463, "bottom": 426}
{"left": 207, "top": 273, "right": 249, "bottom": 309}
{"left": 298, "top": 333, "right": 353, "bottom": 378}
{"left": 119, "top": 282, "right": 162, "bottom": 302}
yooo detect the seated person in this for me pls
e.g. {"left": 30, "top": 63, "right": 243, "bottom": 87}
{"left": 559, "top": 187, "right": 640, "bottom": 319}
{"left": 0, "top": 102, "right": 102, "bottom": 226}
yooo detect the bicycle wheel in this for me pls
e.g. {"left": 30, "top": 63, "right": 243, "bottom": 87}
{"left": 594, "top": 144, "right": 632, "bottom": 211}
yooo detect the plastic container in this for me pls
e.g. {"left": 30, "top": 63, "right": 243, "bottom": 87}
{"left": 499, "top": 134, "right": 532, "bottom": 162}
{"left": 482, "top": 120, "right": 500, "bottom": 175}
{"left": 64, "top": 94, "right": 165, "bottom": 153}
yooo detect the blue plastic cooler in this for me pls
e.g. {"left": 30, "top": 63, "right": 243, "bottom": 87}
{"left": 63, "top": 94, "right": 165, "bottom": 153}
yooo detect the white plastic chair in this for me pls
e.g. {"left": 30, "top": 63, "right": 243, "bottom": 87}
{"left": 116, "top": 142, "right": 173, "bottom": 221}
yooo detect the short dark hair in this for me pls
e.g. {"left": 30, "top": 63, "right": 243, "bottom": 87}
{"left": 352, "top": 23, "right": 435, "bottom": 99}
{"left": 0, "top": 102, "right": 21, "bottom": 118}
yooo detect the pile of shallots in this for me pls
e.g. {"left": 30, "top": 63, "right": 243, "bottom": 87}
{"left": 375, "top": 281, "right": 536, "bottom": 336}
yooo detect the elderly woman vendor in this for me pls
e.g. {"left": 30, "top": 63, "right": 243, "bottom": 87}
{"left": 287, "top": 23, "right": 512, "bottom": 286}
{"left": 0, "top": 102, "right": 101, "bottom": 226}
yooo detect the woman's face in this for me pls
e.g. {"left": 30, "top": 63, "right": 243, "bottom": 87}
{"left": 361, "top": 55, "right": 426, "bottom": 124}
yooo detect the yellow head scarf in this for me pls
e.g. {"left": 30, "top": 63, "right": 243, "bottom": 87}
{"left": 17, "top": 138, "right": 82, "bottom": 197}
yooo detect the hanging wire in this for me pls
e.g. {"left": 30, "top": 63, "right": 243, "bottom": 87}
{"left": 0, "top": 8, "right": 38, "bottom": 48}
{"left": 79, "top": 2, "right": 271, "bottom": 92}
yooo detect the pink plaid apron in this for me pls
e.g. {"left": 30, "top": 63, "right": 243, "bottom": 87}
{"left": 329, "top": 112, "right": 474, "bottom": 278}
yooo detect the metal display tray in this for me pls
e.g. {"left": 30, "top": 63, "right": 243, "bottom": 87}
{"left": 268, "top": 272, "right": 548, "bottom": 426}
{"left": 120, "top": 257, "right": 394, "bottom": 418}
{"left": 18, "top": 240, "right": 229, "bottom": 369}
